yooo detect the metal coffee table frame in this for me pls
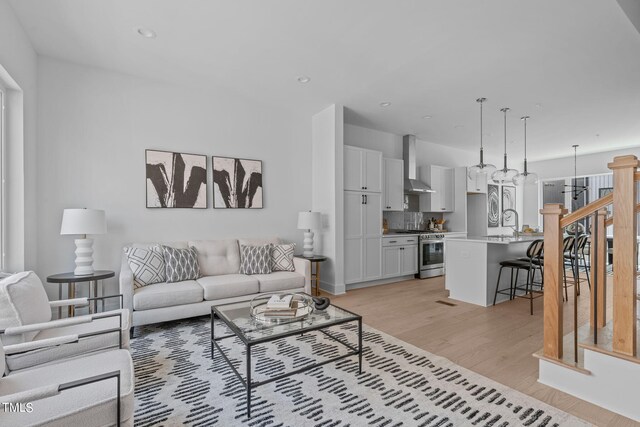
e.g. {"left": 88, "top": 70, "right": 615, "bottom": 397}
{"left": 210, "top": 302, "right": 362, "bottom": 418}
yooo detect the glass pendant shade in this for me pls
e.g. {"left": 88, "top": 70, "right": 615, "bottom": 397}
{"left": 491, "top": 107, "right": 519, "bottom": 184}
{"left": 513, "top": 116, "right": 538, "bottom": 186}
{"left": 468, "top": 98, "right": 496, "bottom": 179}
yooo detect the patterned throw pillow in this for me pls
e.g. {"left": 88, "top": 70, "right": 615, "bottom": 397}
{"left": 161, "top": 246, "right": 201, "bottom": 283}
{"left": 271, "top": 243, "right": 296, "bottom": 272}
{"left": 239, "top": 244, "right": 273, "bottom": 275}
{"left": 124, "top": 246, "right": 166, "bottom": 289}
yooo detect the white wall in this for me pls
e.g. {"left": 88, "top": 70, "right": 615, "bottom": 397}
{"left": 0, "top": 1, "right": 38, "bottom": 272}
{"left": 312, "top": 104, "right": 344, "bottom": 294}
{"left": 523, "top": 147, "right": 640, "bottom": 226}
{"left": 36, "top": 57, "right": 311, "bottom": 298}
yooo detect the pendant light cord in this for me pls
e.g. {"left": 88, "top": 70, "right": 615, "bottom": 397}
{"left": 501, "top": 107, "right": 510, "bottom": 169}
{"left": 521, "top": 116, "right": 530, "bottom": 174}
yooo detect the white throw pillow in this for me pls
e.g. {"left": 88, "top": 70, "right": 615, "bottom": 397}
{"left": 272, "top": 243, "right": 296, "bottom": 272}
{"left": 0, "top": 271, "right": 52, "bottom": 344}
{"left": 124, "top": 246, "right": 166, "bottom": 288}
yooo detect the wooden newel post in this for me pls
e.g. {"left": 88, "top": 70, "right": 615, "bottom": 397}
{"left": 541, "top": 203, "right": 568, "bottom": 359}
{"left": 608, "top": 155, "right": 639, "bottom": 357}
{"left": 590, "top": 209, "right": 607, "bottom": 329}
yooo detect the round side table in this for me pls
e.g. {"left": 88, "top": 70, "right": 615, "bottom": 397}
{"left": 47, "top": 270, "right": 115, "bottom": 318}
{"left": 296, "top": 255, "right": 327, "bottom": 296}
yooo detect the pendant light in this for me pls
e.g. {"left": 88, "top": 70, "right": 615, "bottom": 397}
{"left": 491, "top": 107, "right": 519, "bottom": 184}
{"left": 513, "top": 116, "right": 538, "bottom": 186}
{"left": 468, "top": 98, "right": 496, "bottom": 179}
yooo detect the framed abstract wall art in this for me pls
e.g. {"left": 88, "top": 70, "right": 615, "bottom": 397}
{"left": 487, "top": 184, "right": 500, "bottom": 228}
{"left": 501, "top": 185, "right": 517, "bottom": 227}
{"left": 145, "top": 150, "right": 207, "bottom": 208}
{"left": 212, "top": 156, "right": 263, "bottom": 209}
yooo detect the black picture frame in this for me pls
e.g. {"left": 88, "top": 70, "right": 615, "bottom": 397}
{"left": 145, "top": 149, "right": 208, "bottom": 209}
{"left": 501, "top": 185, "right": 517, "bottom": 227}
{"left": 212, "top": 156, "right": 263, "bottom": 209}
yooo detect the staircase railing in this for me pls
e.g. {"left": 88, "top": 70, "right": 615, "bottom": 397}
{"left": 541, "top": 155, "right": 639, "bottom": 363}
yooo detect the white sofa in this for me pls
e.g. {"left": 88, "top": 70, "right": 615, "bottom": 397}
{"left": 120, "top": 237, "right": 311, "bottom": 329}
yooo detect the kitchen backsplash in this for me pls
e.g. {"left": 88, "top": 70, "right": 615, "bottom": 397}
{"left": 384, "top": 211, "right": 444, "bottom": 231}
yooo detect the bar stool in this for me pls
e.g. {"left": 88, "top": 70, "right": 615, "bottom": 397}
{"left": 493, "top": 239, "right": 544, "bottom": 314}
{"left": 565, "top": 234, "right": 590, "bottom": 292}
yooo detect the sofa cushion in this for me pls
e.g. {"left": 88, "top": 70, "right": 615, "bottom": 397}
{"left": 196, "top": 274, "right": 259, "bottom": 300}
{"left": 133, "top": 281, "right": 203, "bottom": 311}
{"left": 254, "top": 272, "right": 304, "bottom": 293}
{"left": 238, "top": 237, "right": 280, "bottom": 246}
{"left": 0, "top": 272, "right": 52, "bottom": 344}
{"left": 161, "top": 246, "right": 201, "bottom": 283}
{"left": 189, "top": 239, "right": 240, "bottom": 276}
{"left": 123, "top": 246, "right": 166, "bottom": 288}
{"left": 239, "top": 244, "right": 273, "bottom": 275}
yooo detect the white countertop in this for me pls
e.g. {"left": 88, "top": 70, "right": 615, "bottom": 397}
{"left": 383, "top": 231, "right": 467, "bottom": 237}
{"left": 448, "top": 235, "right": 539, "bottom": 245}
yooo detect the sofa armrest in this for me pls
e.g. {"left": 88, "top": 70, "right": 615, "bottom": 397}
{"left": 293, "top": 257, "right": 311, "bottom": 294}
{"left": 119, "top": 254, "right": 134, "bottom": 313}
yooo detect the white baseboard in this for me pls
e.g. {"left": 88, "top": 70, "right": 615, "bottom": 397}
{"left": 346, "top": 275, "right": 417, "bottom": 291}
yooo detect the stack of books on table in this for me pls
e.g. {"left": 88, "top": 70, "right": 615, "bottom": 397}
{"left": 262, "top": 295, "right": 299, "bottom": 319}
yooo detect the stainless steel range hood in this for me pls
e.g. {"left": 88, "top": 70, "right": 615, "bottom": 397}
{"left": 403, "top": 135, "right": 434, "bottom": 193}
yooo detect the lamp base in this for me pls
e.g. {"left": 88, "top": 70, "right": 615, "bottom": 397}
{"left": 303, "top": 230, "right": 314, "bottom": 258}
{"left": 74, "top": 238, "right": 95, "bottom": 276}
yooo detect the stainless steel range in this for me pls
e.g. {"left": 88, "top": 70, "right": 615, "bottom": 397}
{"left": 419, "top": 232, "right": 445, "bottom": 278}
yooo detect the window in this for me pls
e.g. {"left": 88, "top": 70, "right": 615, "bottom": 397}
{"left": 0, "top": 86, "right": 4, "bottom": 270}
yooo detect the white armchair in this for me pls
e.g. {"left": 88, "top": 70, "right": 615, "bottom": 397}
{"left": 0, "top": 338, "right": 134, "bottom": 426}
{"left": 1, "top": 300, "right": 129, "bottom": 373}
{"left": 0, "top": 271, "right": 130, "bottom": 372}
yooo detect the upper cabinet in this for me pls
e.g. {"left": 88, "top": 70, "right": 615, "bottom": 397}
{"left": 467, "top": 169, "right": 488, "bottom": 194}
{"left": 383, "top": 158, "right": 404, "bottom": 211}
{"left": 344, "top": 146, "right": 382, "bottom": 193}
{"left": 419, "top": 165, "right": 455, "bottom": 212}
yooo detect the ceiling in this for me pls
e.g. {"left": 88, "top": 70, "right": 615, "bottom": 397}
{"left": 8, "top": 0, "right": 640, "bottom": 161}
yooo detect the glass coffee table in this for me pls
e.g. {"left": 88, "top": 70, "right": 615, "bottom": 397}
{"left": 210, "top": 298, "right": 362, "bottom": 418}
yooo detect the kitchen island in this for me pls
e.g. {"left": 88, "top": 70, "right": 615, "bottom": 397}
{"left": 445, "top": 235, "right": 540, "bottom": 307}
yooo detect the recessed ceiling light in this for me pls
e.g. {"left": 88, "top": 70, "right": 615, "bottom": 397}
{"left": 454, "top": 125, "right": 464, "bottom": 129}
{"left": 535, "top": 103, "right": 543, "bottom": 109}
{"left": 422, "top": 115, "right": 432, "bottom": 119}
{"left": 380, "top": 102, "right": 391, "bottom": 107}
{"left": 297, "top": 76, "right": 311, "bottom": 83}
{"left": 136, "top": 27, "right": 157, "bottom": 38}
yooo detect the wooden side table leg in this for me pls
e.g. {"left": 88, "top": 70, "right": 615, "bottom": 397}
{"left": 69, "top": 282, "right": 76, "bottom": 317}
{"left": 58, "top": 284, "right": 62, "bottom": 320}
{"left": 316, "top": 262, "right": 321, "bottom": 296}
{"left": 91, "top": 280, "right": 98, "bottom": 314}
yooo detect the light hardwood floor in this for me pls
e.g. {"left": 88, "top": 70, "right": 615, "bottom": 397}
{"left": 329, "top": 276, "right": 637, "bottom": 427}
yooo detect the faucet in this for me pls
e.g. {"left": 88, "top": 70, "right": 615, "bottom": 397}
{"left": 502, "top": 209, "right": 519, "bottom": 238}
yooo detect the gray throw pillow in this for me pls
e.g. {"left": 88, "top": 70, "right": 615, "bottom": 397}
{"left": 123, "top": 246, "right": 166, "bottom": 288}
{"left": 161, "top": 246, "right": 201, "bottom": 283}
{"left": 240, "top": 244, "right": 273, "bottom": 275}
{"left": 271, "top": 243, "right": 296, "bottom": 272}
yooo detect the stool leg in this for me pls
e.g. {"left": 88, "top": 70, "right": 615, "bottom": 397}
{"left": 493, "top": 266, "right": 504, "bottom": 306}
{"left": 512, "top": 268, "right": 519, "bottom": 300}
{"left": 527, "top": 268, "right": 534, "bottom": 315}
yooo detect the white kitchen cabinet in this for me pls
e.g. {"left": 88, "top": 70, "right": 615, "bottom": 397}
{"left": 419, "top": 165, "right": 455, "bottom": 212}
{"left": 344, "top": 191, "right": 382, "bottom": 284}
{"left": 382, "top": 236, "right": 419, "bottom": 278}
{"left": 344, "top": 145, "right": 382, "bottom": 193}
{"left": 401, "top": 244, "right": 418, "bottom": 275}
{"left": 383, "top": 158, "right": 404, "bottom": 211}
{"left": 466, "top": 169, "right": 487, "bottom": 194}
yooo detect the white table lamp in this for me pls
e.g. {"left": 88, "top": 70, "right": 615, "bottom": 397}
{"left": 297, "top": 211, "right": 321, "bottom": 258}
{"left": 60, "top": 209, "right": 107, "bottom": 276}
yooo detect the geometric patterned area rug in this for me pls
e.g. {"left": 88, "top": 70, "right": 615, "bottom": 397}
{"left": 131, "top": 316, "right": 589, "bottom": 427}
